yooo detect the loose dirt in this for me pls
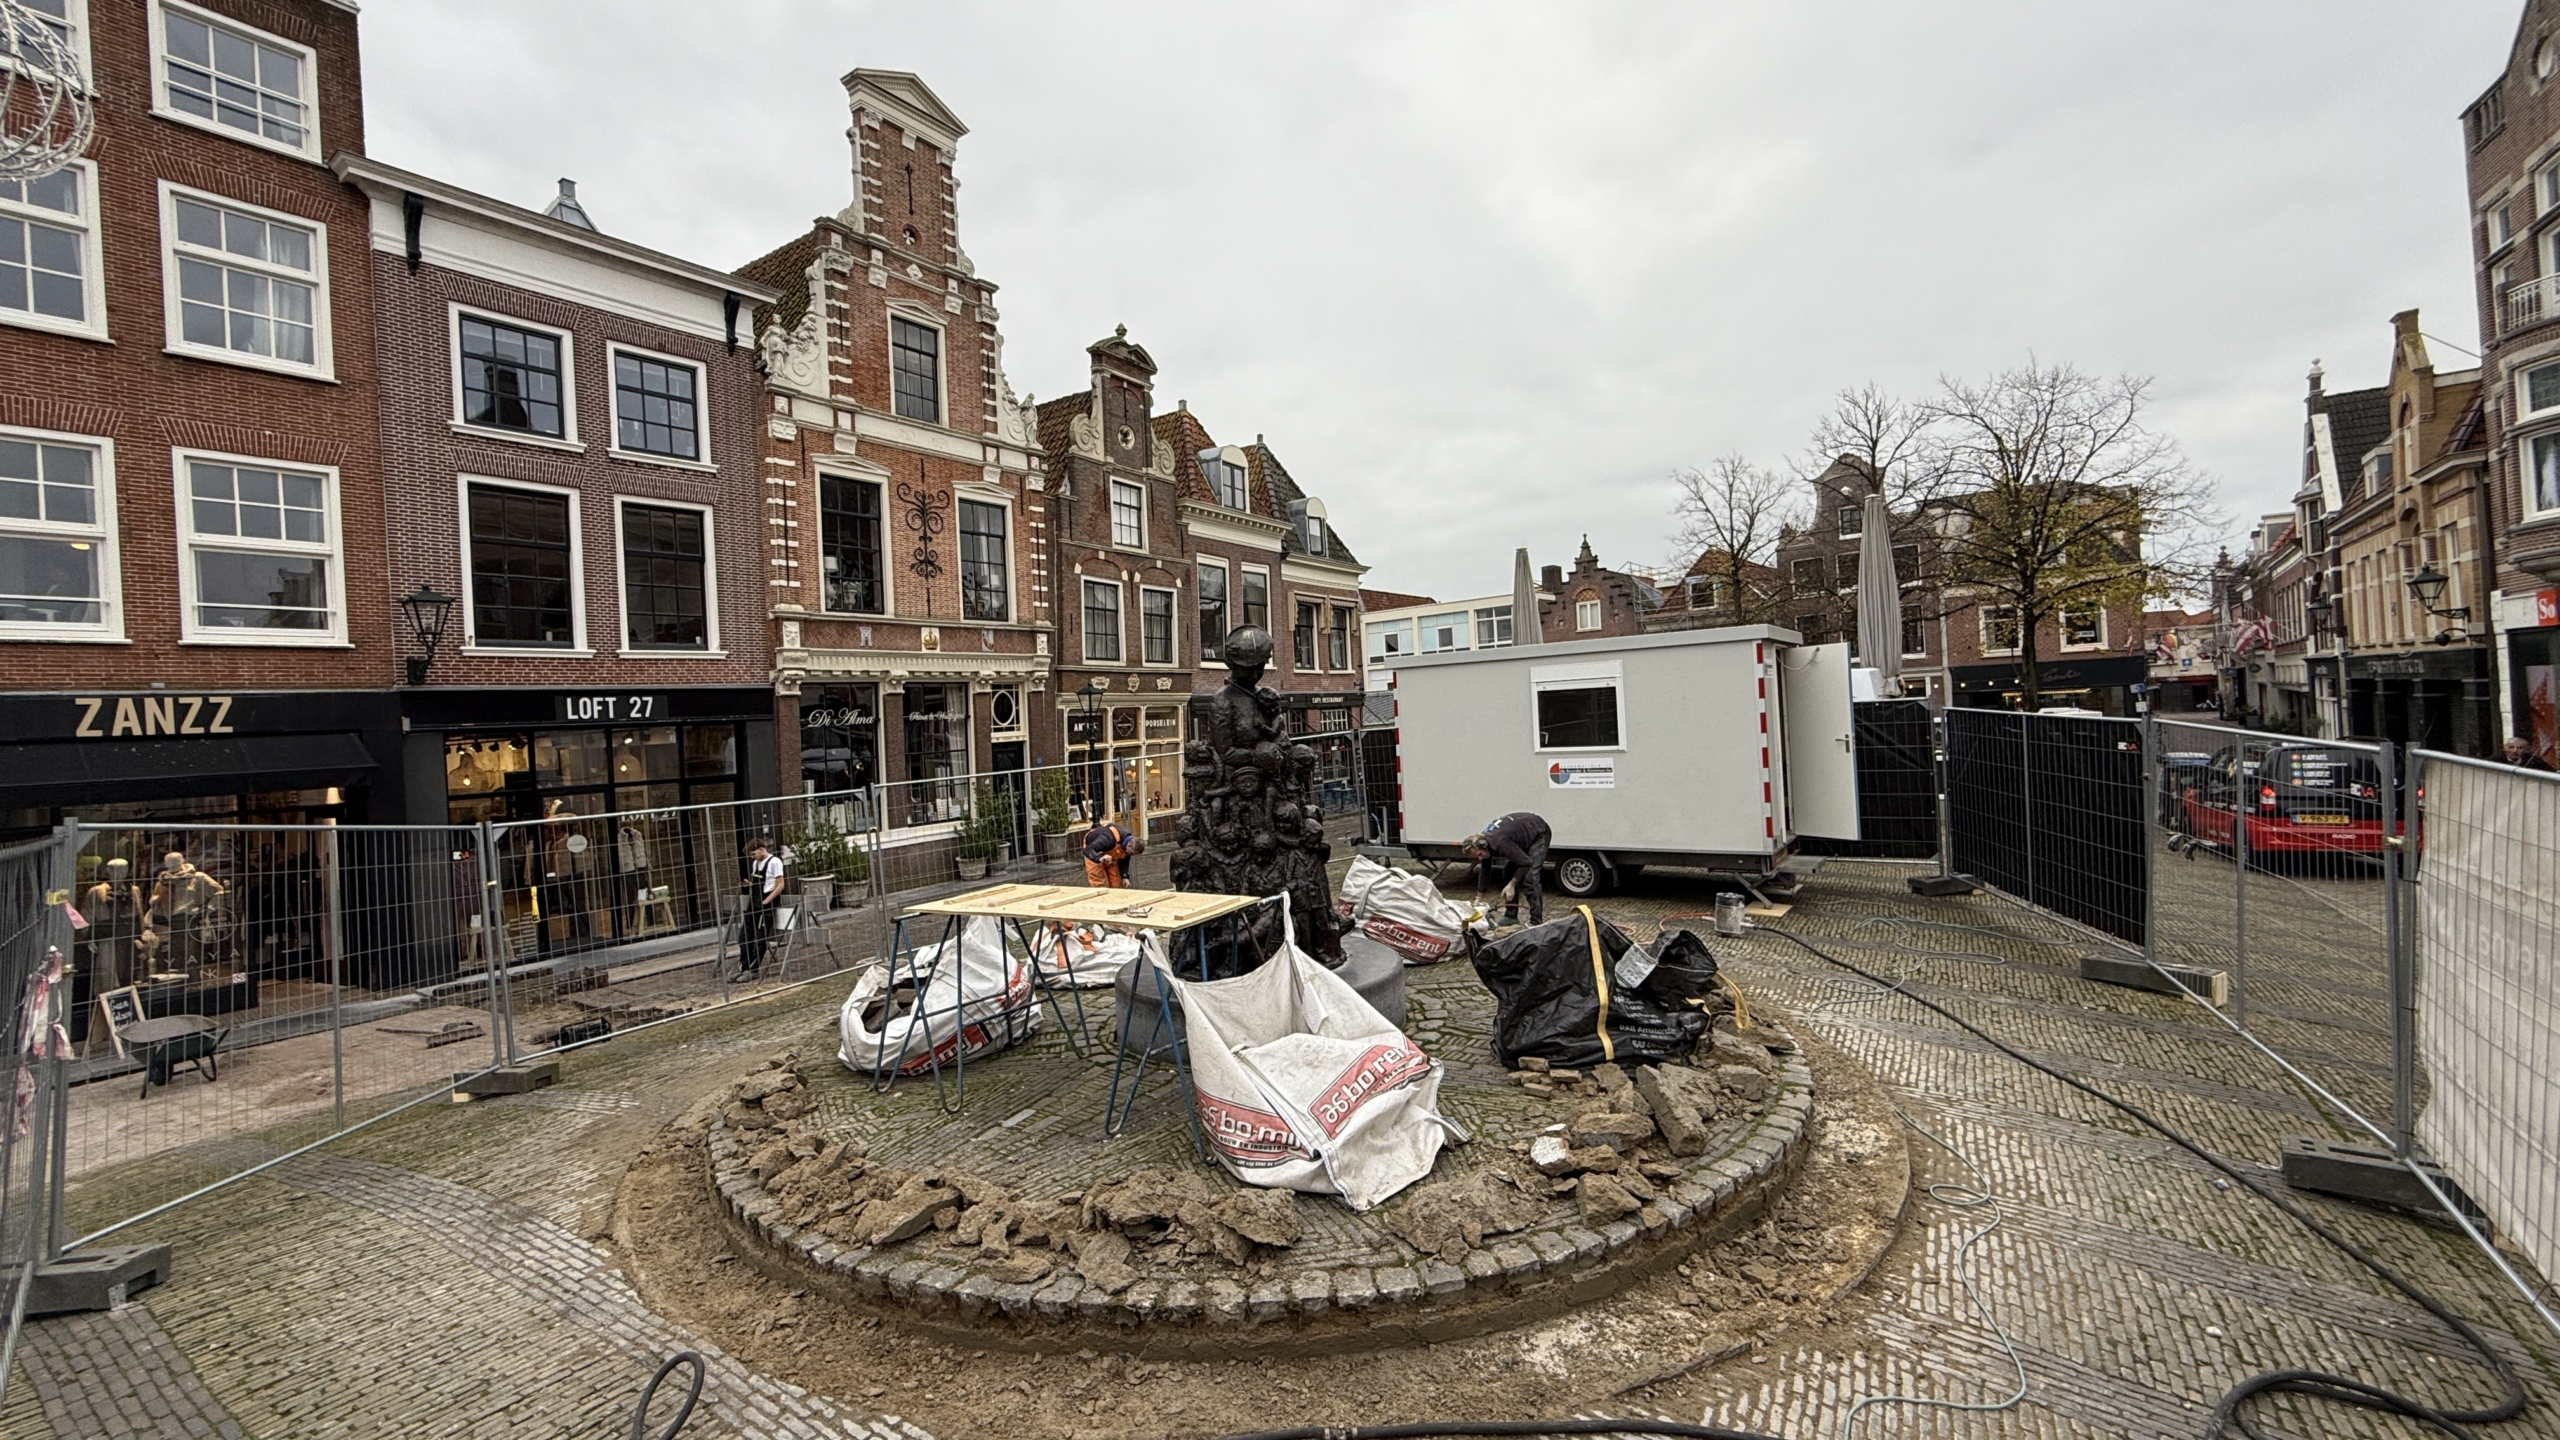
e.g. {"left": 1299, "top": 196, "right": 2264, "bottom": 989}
{"left": 611, "top": 1019, "right": 1910, "bottom": 1440}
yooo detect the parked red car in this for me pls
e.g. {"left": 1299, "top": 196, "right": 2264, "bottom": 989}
{"left": 2172, "top": 742, "right": 2396, "bottom": 859}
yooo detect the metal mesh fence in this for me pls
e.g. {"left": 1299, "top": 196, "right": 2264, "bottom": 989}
{"left": 1945, "top": 708, "right": 2147, "bottom": 946}
{"left": 0, "top": 829, "right": 73, "bottom": 1403}
{"left": 2411, "top": 750, "right": 2560, "bottom": 1294}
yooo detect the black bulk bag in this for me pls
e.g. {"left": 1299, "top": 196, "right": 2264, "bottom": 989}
{"left": 1469, "top": 906, "right": 1716, "bottom": 1069}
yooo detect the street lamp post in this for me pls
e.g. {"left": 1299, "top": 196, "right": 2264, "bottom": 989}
{"left": 2405, "top": 562, "right": 2471, "bottom": 645}
{"left": 399, "top": 583, "right": 455, "bottom": 686}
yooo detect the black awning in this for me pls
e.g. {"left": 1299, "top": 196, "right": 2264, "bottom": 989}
{"left": 2, "top": 733, "right": 380, "bottom": 807}
{"left": 1949, "top": 656, "right": 2148, "bottom": 693}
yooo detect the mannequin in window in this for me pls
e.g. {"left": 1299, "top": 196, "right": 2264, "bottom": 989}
{"left": 147, "top": 850, "right": 226, "bottom": 981}
{"left": 615, "top": 820, "right": 652, "bottom": 933}
{"left": 81, "top": 858, "right": 148, "bottom": 994}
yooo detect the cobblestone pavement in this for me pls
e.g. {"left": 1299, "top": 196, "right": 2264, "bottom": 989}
{"left": 1592, "top": 860, "right": 2560, "bottom": 1439}
{"left": 7, "top": 855, "right": 2555, "bottom": 1438}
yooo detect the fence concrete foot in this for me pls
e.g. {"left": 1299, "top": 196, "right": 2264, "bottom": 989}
{"left": 28, "top": 1244, "right": 173, "bottom": 1315}
{"left": 2280, "top": 1137, "right": 2477, "bottom": 1218}
{"left": 2079, "top": 953, "right": 2228, "bottom": 1006}
{"left": 453, "top": 1061, "right": 561, "bottom": 1099}
{"left": 1907, "top": 873, "right": 1980, "bottom": 896}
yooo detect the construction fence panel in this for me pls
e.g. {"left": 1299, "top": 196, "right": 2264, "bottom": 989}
{"left": 1799, "top": 698, "right": 1937, "bottom": 861}
{"left": 1945, "top": 708, "right": 2146, "bottom": 947}
{"left": 2412, "top": 751, "right": 2560, "bottom": 1290}
{"left": 0, "top": 831, "right": 74, "bottom": 1388}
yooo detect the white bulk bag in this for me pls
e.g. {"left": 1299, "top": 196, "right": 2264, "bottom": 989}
{"left": 1033, "top": 922, "right": 1140, "bottom": 989}
{"left": 1339, "top": 854, "right": 1481, "bottom": 965}
{"left": 838, "top": 915, "right": 1039, "bottom": 1077}
{"left": 1176, "top": 895, "right": 1465, "bottom": 1211}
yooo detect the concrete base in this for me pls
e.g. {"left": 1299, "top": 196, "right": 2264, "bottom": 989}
{"left": 1907, "top": 873, "right": 1981, "bottom": 897}
{"left": 453, "top": 1061, "right": 561, "bottom": 1099}
{"left": 2078, "top": 953, "right": 2229, "bottom": 1006}
{"left": 27, "top": 1244, "right": 173, "bottom": 1315}
{"left": 2280, "top": 1136, "right": 2477, "bottom": 1217}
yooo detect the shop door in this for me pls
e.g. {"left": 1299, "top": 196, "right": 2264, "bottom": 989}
{"left": 990, "top": 741, "right": 1028, "bottom": 854}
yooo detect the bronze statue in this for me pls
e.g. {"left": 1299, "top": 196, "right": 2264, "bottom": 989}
{"left": 1173, "top": 626, "right": 1343, "bottom": 967}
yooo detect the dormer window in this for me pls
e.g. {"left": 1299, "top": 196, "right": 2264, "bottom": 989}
{"left": 1837, "top": 499, "right": 1862, "bottom": 538}
{"left": 1302, "top": 516, "right": 1325, "bottom": 556}
{"left": 1198, "top": 448, "right": 1247, "bottom": 510}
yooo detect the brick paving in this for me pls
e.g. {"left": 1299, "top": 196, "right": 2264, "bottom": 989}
{"left": 2, "top": 854, "right": 2553, "bottom": 1439}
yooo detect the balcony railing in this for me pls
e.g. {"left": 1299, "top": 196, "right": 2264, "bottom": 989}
{"left": 2502, "top": 275, "right": 2560, "bottom": 336}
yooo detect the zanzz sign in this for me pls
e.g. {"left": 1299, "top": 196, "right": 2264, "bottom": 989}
{"left": 71, "top": 694, "right": 235, "bottom": 738}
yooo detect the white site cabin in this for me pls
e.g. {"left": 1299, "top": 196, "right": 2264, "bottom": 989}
{"left": 1382, "top": 626, "right": 1859, "bottom": 901}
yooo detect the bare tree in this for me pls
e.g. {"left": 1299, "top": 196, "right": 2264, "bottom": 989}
{"left": 1927, "top": 361, "right": 2221, "bottom": 710}
{"left": 1669, "top": 454, "right": 1799, "bottom": 625}
{"left": 1801, "top": 381, "right": 1940, "bottom": 509}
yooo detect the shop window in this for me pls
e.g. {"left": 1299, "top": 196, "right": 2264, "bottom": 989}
{"left": 959, "top": 499, "right": 1008, "bottom": 620}
{"left": 0, "top": 428, "right": 117, "bottom": 638}
{"left": 1241, "top": 567, "right": 1270, "bottom": 630}
{"left": 1197, "top": 560, "right": 1228, "bottom": 650}
{"left": 464, "top": 482, "right": 575, "bottom": 647}
{"left": 1536, "top": 684, "right": 1621, "bottom": 749}
{"left": 1901, "top": 604, "right": 1926, "bottom": 657}
{"left": 799, "top": 683, "right": 879, "bottom": 798}
{"left": 1981, "top": 604, "right": 2021, "bottom": 655}
{"left": 1141, "top": 586, "right": 1176, "bottom": 665}
{"left": 1293, "top": 600, "right": 1319, "bottom": 670}
{"left": 820, "top": 473, "right": 885, "bottom": 614}
{"left": 619, "top": 502, "right": 709, "bottom": 651}
{"left": 178, "top": 453, "right": 342, "bottom": 642}
{"left": 901, "top": 684, "right": 968, "bottom": 826}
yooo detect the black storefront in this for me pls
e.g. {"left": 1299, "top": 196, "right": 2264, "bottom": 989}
{"left": 401, "top": 686, "right": 778, "bottom": 961}
{"left": 0, "top": 689, "right": 405, "bottom": 837}
{"left": 1950, "top": 655, "right": 2148, "bottom": 715}
{"left": 2342, "top": 647, "right": 2494, "bottom": 756}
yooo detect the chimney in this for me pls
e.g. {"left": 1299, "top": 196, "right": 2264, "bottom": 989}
{"left": 544, "top": 178, "right": 595, "bottom": 231}
{"left": 1540, "top": 564, "right": 1563, "bottom": 589}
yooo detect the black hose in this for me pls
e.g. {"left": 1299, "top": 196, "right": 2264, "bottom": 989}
{"left": 1754, "top": 925, "right": 2528, "bottom": 1440}
{"left": 627, "top": 1351, "right": 705, "bottom": 1440}
{"left": 1222, "top": 1421, "right": 1782, "bottom": 1440}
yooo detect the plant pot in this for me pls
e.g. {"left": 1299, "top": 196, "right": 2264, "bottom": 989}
{"left": 1038, "top": 831, "right": 1072, "bottom": 862}
{"left": 801, "top": 876, "right": 836, "bottom": 911}
{"left": 956, "top": 854, "right": 990, "bottom": 881}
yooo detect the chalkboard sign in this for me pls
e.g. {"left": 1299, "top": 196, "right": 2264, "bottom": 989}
{"left": 95, "top": 986, "right": 142, "bottom": 1057}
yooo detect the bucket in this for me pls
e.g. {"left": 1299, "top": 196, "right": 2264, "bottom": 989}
{"left": 1713, "top": 893, "right": 1748, "bottom": 937}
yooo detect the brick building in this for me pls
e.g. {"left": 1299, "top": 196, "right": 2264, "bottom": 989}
{"left": 1535, "top": 537, "right": 1656, "bottom": 641}
{"left": 1, "top": 0, "right": 398, "bottom": 835}
{"left": 2298, "top": 316, "right": 2495, "bottom": 751}
{"left": 1768, "top": 458, "right": 1944, "bottom": 702}
{"left": 332, "top": 155, "right": 780, "bottom": 952}
{"left": 2462, "top": 7, "right": 2560, "bottom": 763}
{"left": 1036, "top": 331, "right": 1191, "bottom": 830}
{"left": 736, "top": 72, "right": 1052, "bottom": 840}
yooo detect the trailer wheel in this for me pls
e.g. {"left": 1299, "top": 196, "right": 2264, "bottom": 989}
{"left": 1554, "top": 853, "right": 1608, "bottom": 898}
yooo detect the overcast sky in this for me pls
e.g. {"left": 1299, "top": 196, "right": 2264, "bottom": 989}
{"left": 364, "top": 1, "right": 2519, "bottom": 601}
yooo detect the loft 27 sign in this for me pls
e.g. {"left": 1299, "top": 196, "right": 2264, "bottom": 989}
{"left": 557, "top": 693, "right": 665, "bottom": 724}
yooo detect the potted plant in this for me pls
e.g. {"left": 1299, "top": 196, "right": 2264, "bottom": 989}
{"left": 1033, "top": 769, "right": 1075, "bottom": 862}
{"left": 956, "top": 783, "right": 1009, "bottom": 881}
{"left": 784, "top": 819, "right": 868, "bottom": 909}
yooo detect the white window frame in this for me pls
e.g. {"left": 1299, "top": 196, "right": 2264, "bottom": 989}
{"left": 886, "top": 305, "right": 946, "bottom": 427}
{"left": 1195, "top": 556, "right": 1229, "bottom": 667}
{"left": 171, "top": 445, "right": 346, "bottom": 647}
{"left": 1979, "top": 603, "right": 2021, "bottom": 656}
{"left": 1530, "top": 659, "right": 1628, "bottom": 754}
{"left": 147, "top": 0, "right": 323, "bottom": 164}
{"left": 815, "top": 465, "right": 895, "bottom": 618}
{"left": 610, "top": 496, "right": 722, "bottom": 658}
{"left": 158, "top": 181, "right": 333, "bottom": 380}
{"left": 1367, "top": 618, "right": 1410, "bottom": 664}
{"left": 604, "top": 341, "right": 710, "bottom": 471}
{"left": 955, "top": 490, "right": 1012, "bottom": 624}
{"left": 1418, "top": 611, "right": 1469, "bottom": 654}
{"left": 1138, "top": 583, "right": 1179, "bottom": 667}
{"left": 1238, "top": 563, "right": 1272, "bottom": 632}
{"left": 1474, "top": 605, "right": 1514, "bottom": 647}
{"left": 450, "top": 302, "right": 579, "bottom": 450}
{"left": 2489, "top": 194, "right": 2516, "bottom": 252}
{"left": 1901, "top": 603, "right": 1927, "bottom": 658}
{"left": 2519, "top": 359, "right": 2560, "bottom": 421}
{"left": 0, "top": 159, "right": 105, "bottom": 341}
{"left": 2, "top": 1, "right": 93, "bottom": 90}
{"left": 2528, "top": 431, "right": 2560, "bottom": 521}
{"left": 1108, "top": 477, "right": 1147, "bottom": 550}
{"left": 1575, "top": 596, "right": 1602, "bottom": 631}
{"left": 2542, "top": 156, "right": 2560, "bottom": 215}
{"left": 1081, "top": 577, "right": 1125, "bottom": 664}
{"left": 0, "top": 422, "right": 120, "bottom": 643}
{"left": 2059, "top": 606, "right": 2106, "bottom": 651}
{"left": 456, "top": 474, "right": 588, "bottom": 655}
{"left": 1327, "top": 604, "right": 1354, "bottom": 672}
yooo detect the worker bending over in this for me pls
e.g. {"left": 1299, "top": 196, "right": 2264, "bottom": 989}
{"left": 1464, "top": 811, "right": 1550, "bottom": 927}
{"left": 1085, "top": 821, "right": 1145, "bottom": 888}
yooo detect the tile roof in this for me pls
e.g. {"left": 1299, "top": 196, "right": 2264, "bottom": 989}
{"left": 1152, "top": 409, "right": 1221, "bottom": 506}
{"left": 2321, "top": 385, "right": 2390, "bottom": 503}
{"left": 1360, "top": 588, "right": 1437, "bottom": 611}
{"left": 1253, "top": 441, "right": 1361, "bottom": 567}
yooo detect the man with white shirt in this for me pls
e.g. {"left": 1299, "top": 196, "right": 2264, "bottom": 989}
{"left": 734, "top": 836, "right": 787, "bottom": 979}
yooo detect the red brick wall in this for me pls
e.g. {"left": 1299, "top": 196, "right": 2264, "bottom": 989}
{"left": 370, "top": 254, "right": 772, "bottom": 692}
{"left": 0, "top": 0, "right": 385, "bottom": 695}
